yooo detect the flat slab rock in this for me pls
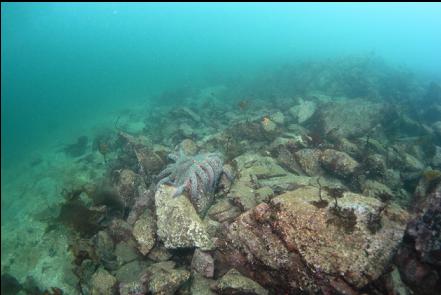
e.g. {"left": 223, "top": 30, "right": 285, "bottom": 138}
{"left": 155, "top": 185, "right": 213, "bottom": 250}
{"left": 223, "top": 186, "right": 409, "bottom": 292}
{"left": 316, "top": 99, "right": 386, "bottom": 138}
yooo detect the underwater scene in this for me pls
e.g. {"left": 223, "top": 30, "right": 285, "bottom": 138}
{"left": 1, "top": 3, "right": 441, "bottom": 295}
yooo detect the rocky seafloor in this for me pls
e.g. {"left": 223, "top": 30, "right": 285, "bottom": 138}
{"left": 2, "top": 56, "right": 441, "bottom": 294}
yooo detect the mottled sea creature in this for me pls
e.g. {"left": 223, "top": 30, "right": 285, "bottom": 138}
{"left": 156, "top": 150, "right": 230, "bottom": 202}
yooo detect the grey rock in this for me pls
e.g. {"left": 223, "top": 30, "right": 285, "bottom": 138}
{"left": 361, "top": 180, "right": 394, "bottom": 200}
{"left": 295, "top": 148, "right": 324, "bottom": 176}
{"left": 215, "top": 268, "right": 268, "bottom": 295}
{"left": 155, "top": 185, "right": 213, "bottom": 250}
{"left": 191, "top": 273, "right": 216, "bottom": 295}
{"left": 147, "top": 243, "right": 173, "bottom": 262}
{"left": 432, "top": 146, "right": 441, "bottom": 168}
{"left": 132, "top": 210, "right": 156, "bottom": 255}
{"left": 115, "top": 260, "right": 149, "bottom": 284}
{"left": 114, "top": 239, "right": 140, "bottom": 266}
{"left": 207, "top": 199, "right": 241, "bottom": 223}
{"left": 221, "top": 186, "right": 410, "bottom": 292}
{"left": 270, "top": 111, "right": 285, "bottom": 125}
{"left": 90, "top": 267, "right": 117, "bottom": 295}
{"left": 316, "top": 99, "right": 385, "bottom": 138}
{"left": 320, "top": 149, "right": 360, "bottom": 178}
{"left": 93, "top": 231, "right": 117, "bottom": 270}
{"left": 433, "top": 121, "right": 441, "bottom": 137}
{"left": 289, "top": 98, "right": 317, "bottom": 123}
{"left": 191, "top": 249, "right": 215, "bottom": 278}
{"left": 146, "top": 261, "right": 191, "bottom": 295}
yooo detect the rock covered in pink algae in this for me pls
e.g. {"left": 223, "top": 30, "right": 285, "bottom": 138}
{"left": 219, "top": 185, "right": 409, "bottom": 293}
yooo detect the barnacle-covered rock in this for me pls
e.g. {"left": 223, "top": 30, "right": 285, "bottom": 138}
{"left": 90, "top": 267, "right": 117, "bottom": 295}
{"left": 132, "top": 210, "right": 156, "bottom": 255}
{"left": 115, "top": 169, "right": 141, "bottom": 208}
{"left": 295, "top": 148, "right": 324, "bottom": 176}
{"left": 155, "top": 185, "right": 213, "bottom": 250}
{"left": 320, "top": 149, "right": 360, "bottom": 179}
{"left": 218, "top": 186, "right": 409, "bottom": 293}
{"left": 145, "top": 261, "right": 191, "bottom": 295}
{"left": 119, "top": 279, "right": 148, "bottom": 295}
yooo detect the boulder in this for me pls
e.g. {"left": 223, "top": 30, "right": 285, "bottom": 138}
{"left": 232, "top": 153, "right": 311, "bottom": 194}
{"left": 433, "top": 121, "right": 441, "bottom": 137}
{"left": 395, "top": 183, "right": 441, "bottom": 295}
{"left": 361, "top": 180, "right": 394, "bottom": 200}
{"left": 191, "top": 249, "right": 215, "bottom": 278}
{"left": 179, "top": 123, "right": 195, "bottom": 138}
{"left": 93, "top": 231, "right": 117, "bottom": 270}
{"left": 228, "top": 181, "right": 257, "bottom": 212}
{"left": 114, "top": 239, "right": 140, "bottom": 266}
{"left": 115, "top": 169, "right": 142, "bottom": 208}
{"left": 432, "top": 146, "right": 441, "bottom": 168}
{"left": 261, "top": 117, "right": 277, "bottom": 134}
{"left": 169, "top": 106, "right": 201, "bottom": 123}
{"left": 289, "top": 98, "right": 317, "bottom": 123}
{"left": 315, "top": 99, "right": 385, "bottom": 138}
{"left": 255, "top": 186, "right": 274, "bottom": 203}
{"left": 132, "top": 210, "right": 156, "bottom": 255}
{"left": 191, "top": 273, "right": 216, "bottom": 295}
{"left": 219, "top": 186, "right": 409, "bottom": 293}
{"left": 108, "top": 219, "right": 133, "bottom": 243}
{"left": 179, "top": 139, "right": 198, "bottom": 156}
{"left": 155, "top": 185, "right": 213, "bottom": 250}
{"left": 90, "top": 268, "right": 117, "bottom": 295}
{"left": 133, "top": 147, "right": 165, "bottom": 179}
{"left": 320, "top": 149, "right": 360, "bottom": 179}
{"left": 145, "top": 261, "right": 191, "bottom": 295}
{"left": 215, "top": 268, "right": 268, "bottom": 295}
{"left": 119, "top": 280, "right": 148, "bottom": 295}
{"left": 147, "top": 243, "right": 173, "bottom": 262}
{"left": 295, "top": 148, "right": 324, "bottom": 176}
{"left": 270, "top": 111, "right": 285, "bottom": 125}
{"left": 402, "top": 153, "right": 425, "bottom": 173}
{"left": 207, "top": 198, "right": 241, "bottom": 224}
{"left": 115, "top": 260, "right": 148, "bottom": 284}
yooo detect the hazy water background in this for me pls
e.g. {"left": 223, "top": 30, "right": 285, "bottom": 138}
{"left": 2, "top": 2, "right": 441, "bottom": 171}
{"left": 2, "top": 3, "right": 441, "bottom": 293}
